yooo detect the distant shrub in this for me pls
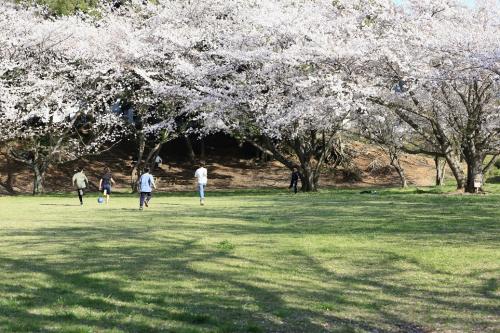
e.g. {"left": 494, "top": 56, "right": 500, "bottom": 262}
{"left": 18, "top": 0, "right": 132, "bottom": 16}
{"left": 172, "top": 312, "right": 212, "bottom": 325}
{"left": 21, "top": 0, "right": 99, "bottom": 16}
{"left": 367, "top": 160, "right": 393, "bottom": 176}
{"left": 246, "top": 324, "right": 263, "bottom": 333}
{"left": 495, "top": 158, "right": 500, "bottom": 169}
{"left": 216, "top": 240, "right": 235, "bottom": 251}
{"left": 340, "top": 166, "right": 363, "bottom": 183}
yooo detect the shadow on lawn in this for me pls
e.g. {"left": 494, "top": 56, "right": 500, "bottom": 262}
{"left": 40, "top": 203, "right": 82, "bottom": 207}
{"left": 0, "top": 231, "right": 373, "bottom": 333}
{"left": 0, "top": 229, "right": 393, "bottom": 332}
{"left": 0, "top": 193, "right": 498, "bottom": 332}
{"left": 0, "top": 225, "right": 498, "bottom": 333}
{"left": 121, "top": 195, "right": 500, "bottom": 244}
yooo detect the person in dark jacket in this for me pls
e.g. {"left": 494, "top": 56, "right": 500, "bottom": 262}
{"left": 99, "top": 167, "right": 116, "bottom": 204}
{"left": 289, "top": 167, "right": 300, "bottom": 194}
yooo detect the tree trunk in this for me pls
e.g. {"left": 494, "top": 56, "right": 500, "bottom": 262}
{"left": 483, "top": 154, "right": 499, "bottom": 176}
{"left": 299, "top": 163, "right": 318, "bottom": 192}
{"left": 465, "top": 154, "right": 485, "bottom": 193}
{"left": 445, "top": 152, "right": 465, "bottom": 190}
{"left": 184, "top": 135, "right": 196, "bottom": 162}
{"left": 199, "top": 138, "right": 206, "bottom": 160}
{"left": 434, "top": 156, "right": 446, "bottom": 186}
{"left": 144, "top": 142, "right": 164, "bottom": 170}
{"left": 0, "top": 155, "right": 16, "bottom": 194}
{"left": 259, "top": 135, "right": 321, "bottom": 192}
{"left": 396, "top": 167, "right": 408, "bottom": 188}
{"left": 32, "top": 164, "right": 45, "bottom": 195}
{"left": 390, "top": 155, "right": 407, "bottom": 188}
{"left": 131, "top": 131, "right": 145, "bottom": 192}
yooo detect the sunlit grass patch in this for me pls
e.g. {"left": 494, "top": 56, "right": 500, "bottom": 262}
{"left": 0, "top": 187, "right": 498, "bottom": 332}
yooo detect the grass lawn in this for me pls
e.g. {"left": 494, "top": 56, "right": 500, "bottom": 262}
{"left": 0, "top": 185, "right": 498, "bottom": 333}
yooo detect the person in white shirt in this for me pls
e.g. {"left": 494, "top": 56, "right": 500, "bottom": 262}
{"left": 138, "top": 168, "right": 156, "bottom": 210}
{"left": 154, "top": 155, "right": 163, "bottom": 170}
{"left": 194, "top": 161, "right": 208, "bottom": 206}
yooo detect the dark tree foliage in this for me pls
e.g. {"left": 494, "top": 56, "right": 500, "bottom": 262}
{"left": 16, "top": 0, "right": 137, "bottom": 15}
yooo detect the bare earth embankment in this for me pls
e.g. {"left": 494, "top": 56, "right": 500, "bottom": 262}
{"left": 0, "top": 145, "right": 437, "bottom": 194}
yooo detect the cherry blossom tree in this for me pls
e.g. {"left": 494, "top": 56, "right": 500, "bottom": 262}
{"left": 220, "top": 0, "right": 399, "bottom": 191}
{"left": 112, "top": 80, "right": 187, "bottom": 191}
{"left": 355, "top": 107, "right": 412, "bottom": 188}
{"left": 3, "top": 0, "right": 498, "bottom": 194}
{"left": 126, "top": 0, "right": 383, "bottom": 191}
{"left": 366, "top": 0, "right": 500, "bottom": 192}
{"left": 114, "top": 0, "right": 498, "bottom": 193}
{"left": 221, "top": 65, "right": 355, "bottom": 192}
{"left": 0, "top": 4, "right": 126, "bottom": 194}
{"left": 91, "top": 2, "right": 214, "bottom": 189}
{"left": 103, "top": 0, "right": 418, "bottom": 191}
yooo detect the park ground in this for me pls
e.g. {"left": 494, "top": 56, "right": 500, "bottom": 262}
{"left": 0, "top": 185, "right": 499, "bottom": 333}
{"left": 0, "top": 143, "right": 440, "bottom": 194}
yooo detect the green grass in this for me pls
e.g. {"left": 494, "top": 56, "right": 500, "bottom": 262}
{"left": 0, "top": 185, "right": 499, "bottom": 332}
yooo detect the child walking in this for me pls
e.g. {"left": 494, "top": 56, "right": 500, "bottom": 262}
{"left": 194, "top": 161, "right": 208, "bottom": 205}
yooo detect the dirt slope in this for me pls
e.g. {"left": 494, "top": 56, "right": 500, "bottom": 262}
{"left": 0, "top": 145, "right": 437, "bottom": 194}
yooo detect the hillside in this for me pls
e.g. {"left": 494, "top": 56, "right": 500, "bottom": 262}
{"left": 0, "top": 143, "right": 439, "bottom": 194}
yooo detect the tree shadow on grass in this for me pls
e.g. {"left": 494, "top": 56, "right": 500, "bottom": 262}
{"left": 0, "top": 226, "right": 400, "bottom": 333}
{"left": 486, "top": 175, "right": 500, "bottom": 184}
{"left": 0, "top": 223, "right": 498, "bottom": 333}
{"left": 0, "top": 231, "right": 269, "bottom": 330}
{"left": 0, "top": 192, "right": 499, "bottom": 332}
{"left": 116, "top": 198, "right": 500, "bottom": 246}
{"left": 40, "top": 203, "right": 82, "bottom": 207}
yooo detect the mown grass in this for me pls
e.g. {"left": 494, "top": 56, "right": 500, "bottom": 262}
{"left": 0, "top": 185, "right": 499, "bottom": 333}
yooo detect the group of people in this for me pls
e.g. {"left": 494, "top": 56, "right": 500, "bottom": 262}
{"left": 72, "top": 160, "right": 300, "bottom": 209}
{"left": 72, "top": 166, "right": 118, "bottom": 206}
{"left": 72, "top": 161, "right": 209, "bottom": 209}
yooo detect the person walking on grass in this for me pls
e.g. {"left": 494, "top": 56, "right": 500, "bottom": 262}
{"left": 194, "top": 161, "right": 208, "bottom": 206}
{"left": 289, "top": 166, "right": 300, "bottom": 194}
{"left": 154, "top": 155, "right": 163, "bottom": 170}
{"left": 138, "top": 168, "right": 155, "bottom": 210}
{"left": 99, "top": 167, "right": 116, "bottom": 204}
{"left": 72, "top": 167, "right": 89, "bottom": 206}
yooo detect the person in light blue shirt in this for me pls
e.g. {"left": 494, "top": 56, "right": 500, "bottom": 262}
{"left": 138, "top": 168, "right": 156, "bottom": 210}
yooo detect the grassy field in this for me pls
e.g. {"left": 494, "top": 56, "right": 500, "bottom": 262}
{"left": 0, "top": 186, "right": 499, "bottom": 333}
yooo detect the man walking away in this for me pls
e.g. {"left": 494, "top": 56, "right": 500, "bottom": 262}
{"left": 194, "top": 161, "right": 208, "bottom": 205}
{"left": 99, "top": 167, "right": 116, "bottom": 204}
{"left": 72, "top": 167, "right": 89, "bottom": 206}
{"left": 138, "top": 168, "right": 155, "bottom": 210}
{"left": 154, "top": 155, "right": 163, "bottom": 170}
{"left": 289, "top": 167, "right": 300, "bottom": 194}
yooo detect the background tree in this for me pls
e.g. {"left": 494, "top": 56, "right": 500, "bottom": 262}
{"left": 162, "top": 0, "right": 381, "bottom": 191}
{"left": 355, "top": 107, "right": 411, "bottom": 188}
{"left": 366, "top": 0, "right": 500, "bottom": 192}
{"left": 2, "top": 0, "right": 499, "bottom": 194}
{"left": 0, "top": 3, "right": 125, "bottom": 194}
